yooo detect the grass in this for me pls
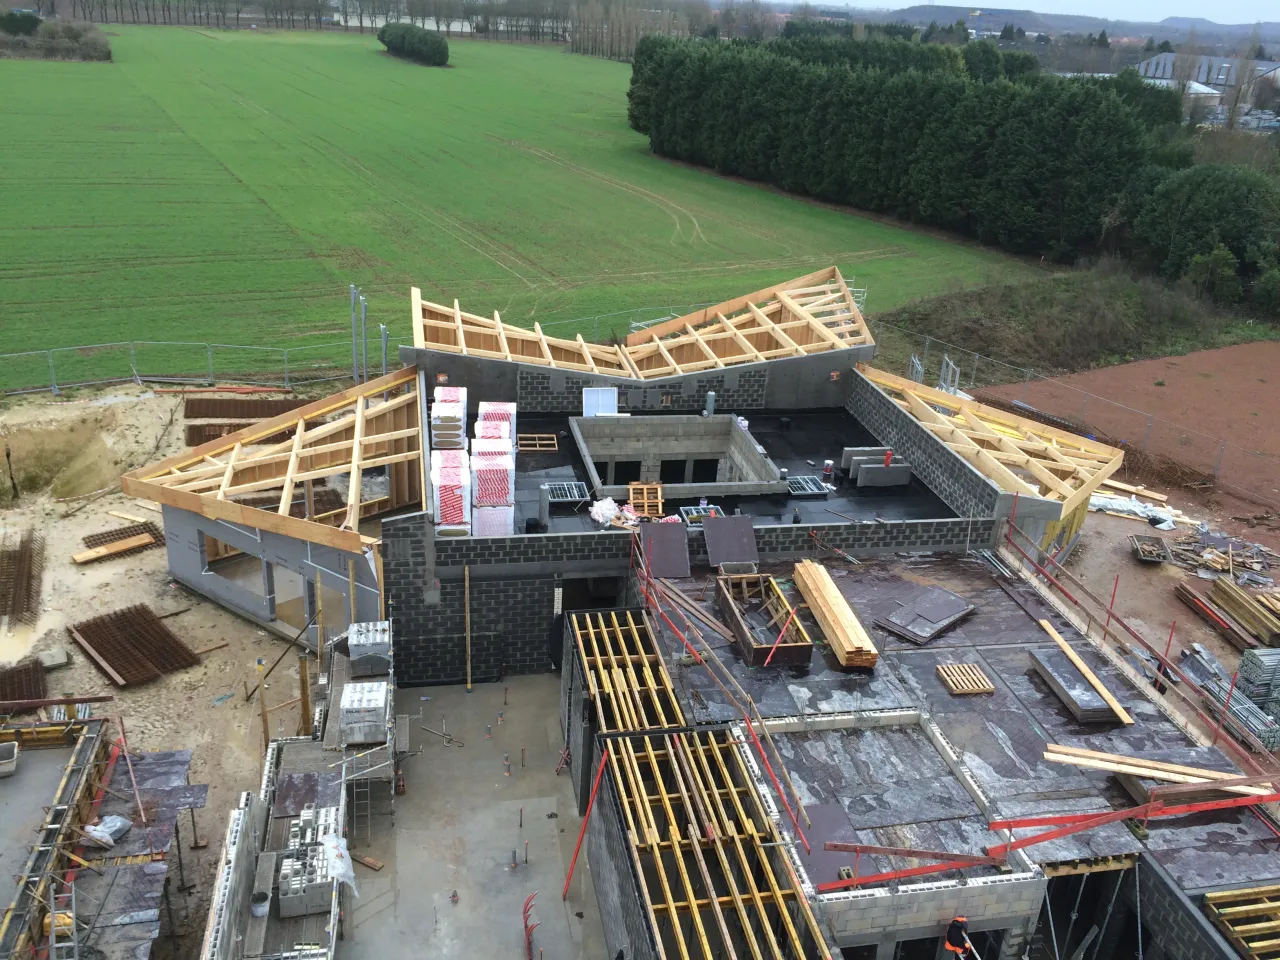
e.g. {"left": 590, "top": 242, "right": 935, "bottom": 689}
{"left": 871, "top": 260, "right": 1280, "bottom": 383}
{"left": 0, "top": 28, "right": 1030, "bottom": 388}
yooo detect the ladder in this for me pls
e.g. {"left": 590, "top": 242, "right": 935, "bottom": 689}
{"left": 350, "top": 767, "right": 372, "bottom": 844}
{"left": 48, "top": 878, "right": 80, "bottom": 960}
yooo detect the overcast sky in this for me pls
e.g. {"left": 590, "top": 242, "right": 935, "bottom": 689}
{"left": 1004, "top": 0, "right": 1272, "bottom": 24}
{"left": 857, "top": 1, "right": 1274, "bottom": 28}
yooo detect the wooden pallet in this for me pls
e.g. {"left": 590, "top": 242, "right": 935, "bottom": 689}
{"left": 936, "top": 663, "right": 994, "bottom": 695}
{"left": 516, "top": 433, "right": 558, "bottom": 452}
{"left": 628, "top": 483, "right": 664, "bottom": 518}
{"left": 793, "top": 559, "right": 877, "bottom": 668}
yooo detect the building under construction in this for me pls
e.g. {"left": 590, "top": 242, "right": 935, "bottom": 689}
{"left": 116, "top": 268, "right": 1280, "bottom": 960}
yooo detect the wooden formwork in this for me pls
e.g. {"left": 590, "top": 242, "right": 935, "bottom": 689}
{"left": 715, "top": 574, "right": 813, "bottom": 668}
{"left": 0, "top": 720, "right": 113, "bottom": 960}
{"left": 569, "top": 610, "right": 830, "bottom": 960}
{"left": 1205, "top": 884, "right": 1280, "bottom": 959}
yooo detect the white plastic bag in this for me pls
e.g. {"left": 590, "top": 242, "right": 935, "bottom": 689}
{"left": 99, "top": 815, "right": 133, "bottom": 840}
{"left": 589, "top": 497, "right": 620, "bottom": 525}
{"left": 321, "top": 833, "right": 358, "bottom": 896}
{"left": 83, "top": 824, "right": 114, "bottom": 848}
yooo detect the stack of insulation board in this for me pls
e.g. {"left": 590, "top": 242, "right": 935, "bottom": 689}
{"left": 472, "top": 437, "right": 512, "bottom": 459}
{"left": 472, "top": 450, "right": 515, "bottom": 537}
{"left": 477, "top": 401, "right": 516, "bottom": 443}
{"left": 431, "top": 449, "right": 471, "bottom": 535}
{"left": 339, "top": 681, "right": 389, "bottom": 745}
{"left": 474, "top": 419, "right": 512, "bottom": 450}
{"left": 430, "top": 386, "right": 468, "bottom": 450}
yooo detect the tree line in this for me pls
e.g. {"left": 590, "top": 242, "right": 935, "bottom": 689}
{"left": 628, "top": 36, "right": 1280, "bottom": 311}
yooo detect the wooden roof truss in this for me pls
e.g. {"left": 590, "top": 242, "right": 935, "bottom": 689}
{"left": 121, "top": 368, "right": 424, "bottom": 553}
{"left": 411, "top": 266, "right": 872, "bottom": 382}
{"left": 859, "top": 365, "right": 1123, "bottom": 520}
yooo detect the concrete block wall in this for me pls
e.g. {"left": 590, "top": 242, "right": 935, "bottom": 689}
{"left": 399, "top": 345, "right": 872, "bottom": 414}
{"left": 686, "top": 518, "right": 998, "bottom": 564}
{"left": 162, "top": 505, "right": 379, "bottom": 642}
{"left": 383, "top": 513, "right": 636, "bottom": 685}
{"left": 845, "top": 369, "right": 1002, "bottom": 521}
{"left": 819, "top": 872, "right": 1048, "bottom": 947}
{"left": 1119, "top": 855, "right": 1235, "bottom": 960}
{"left": 586, "top": 754, "right": 660, "bottom": 960}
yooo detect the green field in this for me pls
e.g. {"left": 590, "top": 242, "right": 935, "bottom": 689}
{"left": 0, "top": 28, "right": 1030, "bottom": 386}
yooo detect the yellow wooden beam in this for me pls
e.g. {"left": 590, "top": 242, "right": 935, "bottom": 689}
{"left": 277, "top": 421, "right": 307, "bottom": 515}
{"left": 342, "top": 398, "right": 367, "bottom": 531}
{"left": 216, "top": 442, "right": 242, "bottom": 500}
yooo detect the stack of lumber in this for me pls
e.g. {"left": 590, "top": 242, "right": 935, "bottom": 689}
{"left": 1212, "top": 578, "right": 1280, "bottom": 646}
{"left": 793, "top": 560, "right": 877, "bottom": 668}
{"left": 1256, "top": 591, "right": 1280, "bottom": 617}
{"left": 1175, "top": 581, "right": 1259, "bottom": 651}
{"left": 1043, "top": 744, "right": 1270, "bottom": 797}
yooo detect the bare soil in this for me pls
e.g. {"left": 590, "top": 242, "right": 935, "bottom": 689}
{"left": 983, "top": 341, "right": 1280, "bottom": 517}
{"left": 0, "top": 386, "right": 309, "bottom": 958}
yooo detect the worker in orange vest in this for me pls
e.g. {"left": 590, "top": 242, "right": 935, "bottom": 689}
{"left": 944, "top": 916, "right": 972, "bottom": 957}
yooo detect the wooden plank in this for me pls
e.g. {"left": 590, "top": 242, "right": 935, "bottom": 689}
{"left": 1038, "top": 620, "right": 1133, "bottom": 724}
{"left": 65, "top": 626, "right": 127, "bottom": 687}
{"left": 72, "top": 533, "right": 155, "bottom": 564}
{"left": 278, "top": 421, "right": 307, "bottom": 515}
{"left": 1043, "top": 751, "right": 1271, "bottom": 797}
{"left": 1100, "top": 478, "right": 1169, "bottom": 502}
{"left": 411, "top": 287, "right": 426, "bottom": 349}
{"left": 793, "top": 560, "right": 877, "bottom": 668}
{"left": 343, "top": 399, "right": 367, "bottom": 530}
{"left": 108, "top": 511, "right": 148, "bottom": 524}
{"left": 354, "top": 854, "right": 385, "bottom": 871}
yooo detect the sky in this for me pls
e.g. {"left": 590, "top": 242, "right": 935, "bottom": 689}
{"left": 854, "top": 1, "right": 1276, "bottom": 28}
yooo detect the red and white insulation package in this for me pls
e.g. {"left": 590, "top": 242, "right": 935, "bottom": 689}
{"left": 430, "top": 449, "right": 471, "bottom": 535}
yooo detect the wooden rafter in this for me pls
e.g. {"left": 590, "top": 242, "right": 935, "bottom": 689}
{"left": 122, "top": 367, "right": 423, "bottom": 553}
{"left": 858, "top": 365, "right": 1123, "bottom": 520}
{"left": 410, "top": 267, "right": 873, "bottom": 382}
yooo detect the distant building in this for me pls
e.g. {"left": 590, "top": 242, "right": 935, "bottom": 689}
{"left": 1134, "top": 52, "right": 1280, "bottom": 101}
{"left": 1142, "top": 76, "right": 1224, "bottom": 109}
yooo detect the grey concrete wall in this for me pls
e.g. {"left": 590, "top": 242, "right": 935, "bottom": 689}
{"left": 399, "top": 345, "right": 873, "bottom": 414}
{"left": 586, "top": 754, "right": 660, "bottom": 960}
{"left": 161, "top": 505, "right": 379, "bottom": 641}
{"left": 1090, "top": 855, "right": 1235, "bottom": 960}
{"left": 685, "top": 518, "right": 998, "bottom": 563}
{"left": 845, "top": 369, "right": 1003, "bottom": 520}
{"left": 571, "top": 414, "right": 786, "bottom": 499}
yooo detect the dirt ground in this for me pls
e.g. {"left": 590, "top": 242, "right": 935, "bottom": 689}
{"left": 983, "top": 340, "right": 1280, "bottom": 516}
{"left": 0, "top": 385, "right": 311, "bottom": 958}
{"left": 1, "top": 380, "right": 1274, "bottom": 957}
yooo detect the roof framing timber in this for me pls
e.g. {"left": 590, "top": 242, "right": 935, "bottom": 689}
{"left": 411, "top": 266, "right": 872, "bottom": 382}
{"left": 121, "top": 367, "right": 424, "bottom": 553}
{"left": 858, "top": 365, "right": 1123, "bottom": 520}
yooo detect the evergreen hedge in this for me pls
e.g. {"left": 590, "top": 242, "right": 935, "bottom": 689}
{"left": 629, "top": 36, "right": 1157, "bottom": 261}
{"left": 378, "top": 22, "right": 448, "bottom": 67}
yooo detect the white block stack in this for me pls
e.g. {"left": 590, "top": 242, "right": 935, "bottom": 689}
{"left": 339, "top": 681, "right": 389, "bottom": 745}
{"left": 471, "top": 454, "right": 515, "bottom": 507}
{"left": 474, "top": 419, "right": 512, "bottom": 448}
{"left": 473, "top": 505, "right": 516, "bottom": 537}
{"left": 476, "top": 401, "right": 517, "bottom": 445}
{"left": 431, "top": 449, "right": 471, "bottom": 535}
{"left": 430, "top": 386, "right": 468, "bottom": 450}
{"left": 472, "top": 438, "right": 512, "bottom": 459}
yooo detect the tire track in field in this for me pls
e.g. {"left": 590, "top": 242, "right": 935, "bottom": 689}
{"left": 502, "top": 140, "right": 710, "bottom": 247}
{"left": 208, "top": 53, "right": 565, "bottom": 293}
{"left": 111, "top": 43, "right": 344, "bottom": 291}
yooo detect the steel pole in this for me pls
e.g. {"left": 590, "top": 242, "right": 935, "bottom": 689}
{"left": 380, "top": 324, "right": 388, "bottom": 378}
{"left": 360, "top": 295, "right": 368, "bottom": 384}
{"left": 350, "top": 284, "right": 359, "bottom": 383}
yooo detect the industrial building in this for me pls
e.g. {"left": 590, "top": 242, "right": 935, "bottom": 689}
{"left": 115, "top": 267, "right": 1280, "bottom": 960}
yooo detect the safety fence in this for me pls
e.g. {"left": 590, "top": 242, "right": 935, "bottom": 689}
{"left": 868, "top": 319, "right": 1280, "bottom": 512}
{"left": 3, "top": 308, "right": 1274, "bottom": 511}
